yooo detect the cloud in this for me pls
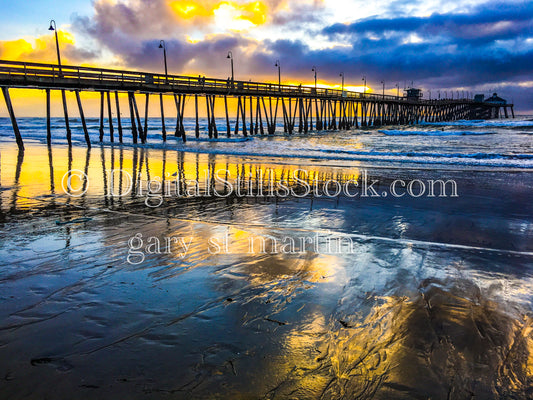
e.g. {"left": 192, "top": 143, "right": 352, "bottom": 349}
{"left": 0, "top": 31, "right": 98, "bottom": 65}
{"left": 324, "top": 1, "right": 533, "bottom": 46}
{"left": 12, "top": 0, "right": 526, "bottom": 111}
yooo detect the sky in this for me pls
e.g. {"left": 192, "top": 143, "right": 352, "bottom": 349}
{"left": 0, "top": 0, "right": 532, "bottom": 112}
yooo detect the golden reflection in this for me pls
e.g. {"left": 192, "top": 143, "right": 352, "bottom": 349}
{"left": 0, "top": 141, "right": 361, "bottom": 212}
{"left": 272, "top": 279, "right": 533, "bottom": 399}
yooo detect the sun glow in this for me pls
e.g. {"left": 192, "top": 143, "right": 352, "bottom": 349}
{"left": 169, "top": 0, "right": 267, "bottom": 30}
{"left": 214, "top": 1, "right": 267, "bottom": 31}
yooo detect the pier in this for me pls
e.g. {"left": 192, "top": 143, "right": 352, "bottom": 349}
{"left": 0, "top": 59, "right": 515, "bottom": 150}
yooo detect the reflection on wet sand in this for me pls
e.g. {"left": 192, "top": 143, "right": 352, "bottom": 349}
{"left": 0, "top": 142, "right": 533, "bottom": 399}
{"left": 274, "top": 279, "right": 533, "bottom": 399}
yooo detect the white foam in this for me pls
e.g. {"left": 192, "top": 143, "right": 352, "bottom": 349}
{"left": 379, "top": 130, "right": 495, "bottom": 136}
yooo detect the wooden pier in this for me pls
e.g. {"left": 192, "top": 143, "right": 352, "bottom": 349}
{"left": 0, "top": 60, "right": 515, "bottom": 150}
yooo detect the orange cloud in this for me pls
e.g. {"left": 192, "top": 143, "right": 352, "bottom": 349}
{"left": 0, "top": 31, "right": 76, "bottom": 64}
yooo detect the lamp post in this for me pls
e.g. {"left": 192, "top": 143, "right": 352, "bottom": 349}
{"left": 428, "top": 90, "right": 431, "bottom": 100}
{"left": 312, "top": 66, "right": 317, "bottom": 90}
{"left": 340, "top": 72, "right": 344, "bottom": 93}
{"left": 362, "top": 76, "right": 366, "bottom": 95}
{"left": 158, "top": 40, "right": 168, "bottom": 82}
{"left": 395, "top": 83, "right": 399, "bottom": 98}
{"left": 380, "top": 80, "right": 385, "bottom": 99}
{"left": 48, "top": 20, "right": 62, "bottom": 74}
{"left": 438, "top": 90, "right": 441, "bottom": 100}
{"left": 275, "top": 60, "right": 281, "bottom": 90}
{"left": 227, "top": 51, "right": 234, "bottom": 84}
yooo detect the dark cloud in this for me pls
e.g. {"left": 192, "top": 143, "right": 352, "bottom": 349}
{"left": 324, "top": 1, "right": 533, "bottom": 45}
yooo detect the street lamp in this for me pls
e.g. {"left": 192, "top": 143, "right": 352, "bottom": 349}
{"left": 275, "top": 60, "right": 281, "bottom": 90}
{"left": 362, "top": 76, "right": 367, "bottom": 95}
{"left": 438, "top": 90, "right": 441, "bottom": 99}
{"left": 48, "top": 20, "right": 62, "bottom": 74}
{"left": 227, "top": 51, "right": 234, "bottom": 84}
{"left": 428, "top": 90, "right": 431, "bottom": 100}
{"left": 380, "top": 80, "right": 385, "bottom": 98}
{"left": 312, "top": 66, "right": 317, "bottom": 90}
{"left": 158, "top": 40, "right": 168, "bottom": 82}
{"left": 395, "top": 83, "right": 399, "bottom": 98}
{"left": 340, "top": 72, "right": 344, "bottom": 93}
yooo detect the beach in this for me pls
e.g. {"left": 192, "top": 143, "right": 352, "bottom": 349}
{"left": 1, "top": 118, "right": 533, "bottom": 399}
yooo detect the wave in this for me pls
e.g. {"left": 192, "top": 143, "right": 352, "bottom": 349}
{"left": 379, "top": 130, "right": 495, "bottom": 136}
{"left": 1, "top": 117, "right": 532, "bottom": 169}
{"left": 421, "top": 120, "right": 533, "bottom": 128}
{"left": 73, "top": 140, "right": 532, "bottom": 169}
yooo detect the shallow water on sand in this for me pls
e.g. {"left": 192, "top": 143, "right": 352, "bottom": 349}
{"left": 0, "top": 140, "right": 533, "bottom": 399}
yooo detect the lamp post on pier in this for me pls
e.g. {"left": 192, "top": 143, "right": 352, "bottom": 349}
{"left": 340, "top": 72, "right": 344, "bottom": 93}
{"left": 275, "top": 60, "right": 281, "bottom": 91}
{"left": 227, "top": 51, "right": 234, "bottom": 85}
{"left": 380, "top": 80, "right": 385, "bottom": 99}
{"left": 395, "top": 83, "right": 399, "bottom": 98}
{"left": 158, "top": 40, "right": 168, "bottom": 82}
{"left": 312, "top": 66, "right": 317, "bottom": 90}
{"left": 48, "top": 20, "right": 62, "bottom": 75}
{"left": 362, "top": 76, "right": 367, "bottom": 96}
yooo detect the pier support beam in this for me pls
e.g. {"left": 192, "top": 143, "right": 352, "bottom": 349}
{"left": 128, "top": 92, "right": 138, "bottom": 144}
{"left": 106, "top": 91, "right": 114, "bottom": 143}
{"left": 132, "top": 94, "right": 144, "bottom": 144}
{"left": 46, "top": 89, "right": 51, "bottom": 145}
{"left": 75, "top": 90, "right": 91, "bottom": 148}
{"left": 144, "top": 93, "right": 149, "bottom": 143}
{"left": 115, "top": 91, "right": 123, "bottom": 143}
{"left": 99, "top": 91, "right": 105, "bottom": 142}
{"left": 61, "top": 90, "right": 72, "bottom": 146}
{"left": 1, "top": 87, "right": 24, "bottom": 150}
{"left": 160, "top": 93, "right": 166, "bottom": 141}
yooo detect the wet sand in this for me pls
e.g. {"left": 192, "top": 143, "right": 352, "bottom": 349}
{"left": 1, "top": 142, "right": 533, "bottom": 399}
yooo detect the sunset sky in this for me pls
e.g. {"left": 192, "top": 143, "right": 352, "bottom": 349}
{"left": 0, "top": 0, "right": 532, "bottom": 112}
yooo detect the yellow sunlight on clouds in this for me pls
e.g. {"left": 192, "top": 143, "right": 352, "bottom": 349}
{"left": 169, "top": 0, "right": 268, "bottom": 30}
{"left": 0, "top": 31, "right": 75, "bottom": 63}
{"left": 169, "top": 0, "right": 212, "bottom": 19}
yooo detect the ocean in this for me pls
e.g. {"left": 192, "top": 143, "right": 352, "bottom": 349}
{"left": 0, "top": 116, "right": 532, "bottom": 399}
{"left": 1, "top": 115, "right": 533, "bottom": 168}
